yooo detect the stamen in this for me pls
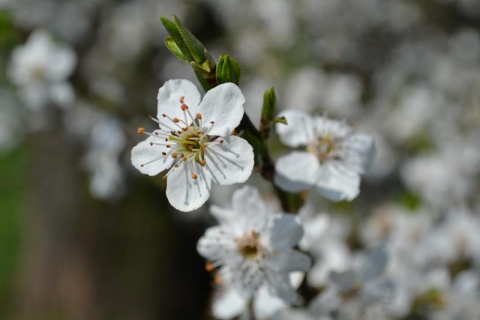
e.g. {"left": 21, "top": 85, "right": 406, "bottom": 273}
{"left": 173, "top": 118, "right": 180, "bottom": 123}
{"left": 180, "top": 96, "right": 185, "bottom": 104}
{"left": 137, "top": 127, "right": 145, "bottom": 135}
{"left": 191, "top": 173, "right": 198, "bottom": 179}
{"left": 205, "top": 262, "right": 214, "bottom": 272}
{"left": 171, "top": 153, "right": 178, "bottom": 159}
{"left": 181, "top": 104, "right": 188, "bottom": 111}
{"left": 196, "top": 113, "right": 202, "bottom": 120}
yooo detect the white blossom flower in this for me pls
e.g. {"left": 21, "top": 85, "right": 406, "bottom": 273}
{"left": 131, "top": 79, "right": 254, "bottom": 212}
{"left": 197, "top": 186, "right": 311, "bottom": 303}
{"left": 212, "top": 273, "right": 304, "bottom": 320}
{"left": 8, "top": 29, "right": 76, "bottom": 110}
{"left": 275, "top": 110, "right": 374, "bottom": 201}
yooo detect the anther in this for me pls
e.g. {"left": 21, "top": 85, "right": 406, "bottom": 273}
{"left": 181, "top": 104, "right": 188, "bottom": 111}
{"left": 137, "top": 127, "right": 145, "bottom": 135}
{"left": 205, "top": 262, "right": 214, "bottom": 272}
{"left": 140, "top": 164, "right": 144, "bottom": 167}
{"left": 196, "top": 113, "right": 202, "bottom": 120}
{"left": 166, "top": 145, "right": 171, "bottom": 148}
{"left": 171, "top": 153, "right": 178, "bottom": 159}
{"left": 191, "top": 173, "right": 198, "bottom": 179}
{"left": 162, "top": 152, "right": 167, "bottom": 156}
{"left": 174, "top": 164, "right": 179, "bottom": 168}
{"left": 198, "top": 160, "right": 206, "bottom": 166}
{"left": 182, "top": 156, "right": 187, "bottom": 162}
{"left": 182, "top": 127, "right": 188, "bottom": 131}
{"left": 149, "top": 142, "right": 153, "bottom": 146}
{"left": 161, "top": 113, "right": 166, "bottom": 118}
{"left": 162, "top": 175, "right": 167, "bottom": 180}
{"left": 210, "top": 121, "right": 215, "bottom": 124}
{"left": 173, "top": 117, "right": 180, "bottom": 123}
{"left": 180, "top": 96, "right": 185, "bottom": 103}
{"left": 219, "top": 140, "right": 224, "bottom": 144}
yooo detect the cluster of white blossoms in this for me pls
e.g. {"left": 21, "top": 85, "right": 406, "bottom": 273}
{"left": 130, "top": 76, "right": 379, "bottom": 319}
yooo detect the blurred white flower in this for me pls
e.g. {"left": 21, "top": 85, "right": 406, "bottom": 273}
{"left": 131, "top": 79, "right": 254, "bottom": 212}
{"left": 212, "top": 273, "right": 304, "bottom": 320}
{"left": 85, "top": 118, "right": 126, "bottom": 200}
{"left": 197, "top": 186, "right": 311, "bottom": 303}
{"left": 8, "top": 29, "right": 76, "bottom": 110}
{"left": 275, "top": 110, "right": 375, "bottom": 201}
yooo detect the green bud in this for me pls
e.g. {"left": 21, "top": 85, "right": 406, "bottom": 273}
{"left": 216, "top": 54, "right": 242, "bottom": 85}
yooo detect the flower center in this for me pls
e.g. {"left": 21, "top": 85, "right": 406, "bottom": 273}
{"left": 308, "top": 132, "right": 337, "bottom": 163}
{"left": 137, "top": 96, "right": 224, "bottom": 180}
{"left": 237, "top": 231, "right": 262, "bottom": 259}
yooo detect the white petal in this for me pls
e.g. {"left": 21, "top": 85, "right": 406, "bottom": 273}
{"left": 231, "top": 186, "right": 270, "bottom": 233}
{"left": 359, "top": 246, "right": 388, "bottom": 282}
{"left": 275, "top": 110, "right": 314, "bottom": 147}
{"left": 274, "top": 152, "right": 319, "bottom": 192}
{"left": 197, "top": 83, "right": 245, "bottom": 136}
{"left": 316, "top": 162, "right": 360, "bottom": 201}
{"left": 204, "top": 136, "right": 254, "bottom": 185}
{"left": 343, "top": 134, "right": 375, "bottom": 172}
{"left": 166, "top": 161, "right": 212, "bottom": 212}
{"left": 268, "top": 215, "right": 304, "bottom": 250}
{"left": 131, "top": 132, "right": 174, "bottom": 176}
{"left": 47, "top": 45, "right": 77, "bottom": 81}
{"left": 197, "top": 226, "right": 236, "bottom": 259}
{"left": 212, "top": 286, "right": 247, "bottom": 320}
{"left": 254, "top": 286, "right": 286, "bottom": 320}
{"left": 274, "top": 251, "right": 312, "bottom": 273}
{"left": 156, "top": 79, "right": 201, "bottom": 123}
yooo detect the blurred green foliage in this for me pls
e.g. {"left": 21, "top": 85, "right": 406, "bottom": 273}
{"left": 0, "top": 147, "right": 26, "bottom": 314}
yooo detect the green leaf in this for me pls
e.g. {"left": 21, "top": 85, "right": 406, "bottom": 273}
{"left": 259, "top": 87, "right": 276, "bottom": 139}
{"left": 172, "top": 15, "right": 206, "bottom": 64}
{"left": 164, "top": 36, "right": 189, "bottom": 62}
{"left": 216, "top": 54, "right": 242, "bottom": 85}
{"left": 160, "top": 16, "right": 194, "bottom": 62}
{"left": 261, "top": 87, "right": 276, "bottom": 123}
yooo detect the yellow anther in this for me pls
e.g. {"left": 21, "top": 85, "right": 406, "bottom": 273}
{"left": 171, "top": 153, "right": 178, "bottom": 159}
{"left": 137, "top": 127, "right": 145, "bottom": 135}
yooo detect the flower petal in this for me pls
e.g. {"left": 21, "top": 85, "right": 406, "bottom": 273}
{"left": 231, "top": 186, "right": 270, "bottom": 233}
{"left": 342, "top": 133, "right": 375, "bottom": 172}
{"left": 197, "top": 83, "right": 245, "bottom": 136}
{"left": 131, "top": 132, "right": 174, "bottom": 176}
{"left": 316, "top": 162, "right": 360, "bottom": 201}
{"left": 276, "top": 110, "right": 314, "bottom": 147}
{"left": 166, "top": 161, "right": 212, "bottom": 212}
{"left": 268, "top": 215, "right": 304, "bottom": 250}
{"left": 204, "top": 136, "right": 254, "bottom": 185}
{"left": 156, "top": 79, "right": 201, "bottom": 125}
{"left": 274, "top": 152, "right": 319, "bottom": 192}
{"left": 212, "top": 286, "right": 247, "bottom": 320}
